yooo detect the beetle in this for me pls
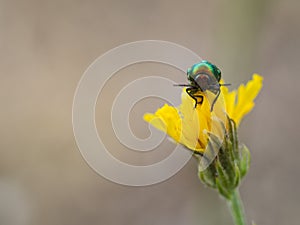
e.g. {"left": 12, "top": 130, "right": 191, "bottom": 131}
{"left": 175, "top": 60, "right": 230, "bottom": 111}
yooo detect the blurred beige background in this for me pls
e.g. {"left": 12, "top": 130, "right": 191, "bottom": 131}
{"left": 1, "top": 0, "right": 300, "bottom": 225}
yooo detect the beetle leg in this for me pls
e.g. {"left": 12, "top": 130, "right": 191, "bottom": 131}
{"left": 186, "top": 88, "right": 203, "bottom": 108}
{"left": 193, "top": 94, "right": 204, "bottom": 105}
{"left": 210, "top": 89, "right": 220, "bottom": 111}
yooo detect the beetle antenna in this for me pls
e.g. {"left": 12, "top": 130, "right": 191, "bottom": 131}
{"left": 173, "top": 84, "right": 193, "bottom": 87}
{"left": 220, "top": 83, "right": 231, "bottom": 86}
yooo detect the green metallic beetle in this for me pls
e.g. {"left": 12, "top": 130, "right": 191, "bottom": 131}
{"left": 175, "top": 60, "right": 230, "bottom": 111}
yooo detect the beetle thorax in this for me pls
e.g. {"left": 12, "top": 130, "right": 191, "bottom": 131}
{"left": 194, "top": 74, "right": 210, "bottom": 91}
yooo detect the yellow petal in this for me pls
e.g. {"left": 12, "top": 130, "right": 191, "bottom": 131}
{"left": 221, "top": 86, "right": 237, "bottom": 119}
{"left": 143, "top": 104, "right": 182, "bottom": 142}
{"left": 222, "top": 74, "right": 263, "bottom": 126}
{"left": 180, "top": 91, "right": 205, "bottom": 151}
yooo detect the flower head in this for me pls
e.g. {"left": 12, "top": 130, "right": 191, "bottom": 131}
{"left": 144, "top": 74, "right": 263, "bottom": 153}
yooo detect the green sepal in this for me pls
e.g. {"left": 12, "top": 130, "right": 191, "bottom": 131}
{"left": 199, "top": 170, "right": 216, "bottom": 188}
{"left": 239, "top": 144, "right": 251, "bottom": 178}
{"left": 218, "top": 148, "right": 236, "bottom": 185}
{"left": 233, "top": 164, "right": 241, "bottom": 188}
{"left": 215, "top": 160, "right": 234, "bottom": 199}
{"left": 198, "top": 162, "right": 217, "bottom": 188}
{"left": 216, "top": 161, "right": 229, "bottom": 187}
{"left": 216, "top": 178, "right": 231, "bottom": 199}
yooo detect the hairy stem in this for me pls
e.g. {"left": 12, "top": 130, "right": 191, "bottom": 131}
{"left": 228, "top": 189, "right": 247, "bottom": 225}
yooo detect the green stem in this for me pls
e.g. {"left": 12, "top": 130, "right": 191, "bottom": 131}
{"left": 228, "top": 189, "right": 247, "bottom": 225}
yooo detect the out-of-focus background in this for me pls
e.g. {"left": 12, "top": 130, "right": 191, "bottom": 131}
{"left": 1, "top": 0, "right": 300, "bottom": 225}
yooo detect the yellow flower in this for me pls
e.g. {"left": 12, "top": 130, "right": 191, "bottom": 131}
{"left": 143, "top": 74, "right": 263, "bottom": 153}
